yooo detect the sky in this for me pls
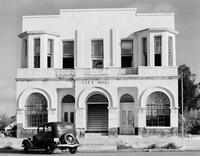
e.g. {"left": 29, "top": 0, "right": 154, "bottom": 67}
{"left": 0, "top": 0, "right": 199, "bottom": 116}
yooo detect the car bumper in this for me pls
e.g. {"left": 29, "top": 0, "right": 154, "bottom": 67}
{"left": 57, "top": 143, "right": 79, "bottom": 148}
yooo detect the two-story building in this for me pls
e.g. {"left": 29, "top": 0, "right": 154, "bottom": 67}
{"left": 16, "top": 8, "right": 179, "bottom": 138}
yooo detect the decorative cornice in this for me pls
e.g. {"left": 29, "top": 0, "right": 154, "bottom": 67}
{"left": 134, "top": 28, "right": 178, "bottom": 35}
{"left": 16, "top": 75, "right": 178, "bottom": 82}
{"left": 18, "top": 31, "right": 60, "bottom": 38}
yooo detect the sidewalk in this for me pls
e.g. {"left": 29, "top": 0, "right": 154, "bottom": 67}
{"left": 0, "top": 135, "right": 200, "bottom": 152}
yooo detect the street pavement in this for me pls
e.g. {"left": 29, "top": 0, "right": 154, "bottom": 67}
{"left": 0, "top": 151, "right": 200, "bottom": 156}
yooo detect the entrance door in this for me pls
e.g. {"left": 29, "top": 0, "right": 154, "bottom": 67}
{"left": 86, "top": 94, "right": 108, "bottom": 133}
{"left": 62, "top": 95, "right": 75, "bottom": 123}
{"left": 120, "top": 94, "right": 134, "bottom": 134}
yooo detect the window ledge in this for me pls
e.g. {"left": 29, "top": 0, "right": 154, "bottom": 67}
{"left": 145, "top": 127, "right": 171, "bottom": 129}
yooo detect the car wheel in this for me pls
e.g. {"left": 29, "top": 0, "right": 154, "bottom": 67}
{"left": 45, "top": 142, "right": 54, "bottom": 154}
{"left": 63, "top": 133, "right": 76, "bottom": 145}
{"left": 69, "top": 147, "right": 77, "bottom": 154}
{"left": 24, "top": 146, "right": 29, "bottom": 153}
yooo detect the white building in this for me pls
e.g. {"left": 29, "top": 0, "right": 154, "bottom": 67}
{"left": 16, "top": 8, "right": 179, "bottom": 137}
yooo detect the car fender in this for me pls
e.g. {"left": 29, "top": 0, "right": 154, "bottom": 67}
{"left": 22, "top": 139, "right": 33, "bottom": 148}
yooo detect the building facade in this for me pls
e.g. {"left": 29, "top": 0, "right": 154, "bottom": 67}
{"left": 16, "top": 8, "right": 179, "bottom": 138}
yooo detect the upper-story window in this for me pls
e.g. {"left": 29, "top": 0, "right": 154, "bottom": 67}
{"left": 47, "top": 39, "right": 53, "bottom": 68}
{"left": 142, "top": 38, "right": 147, "bottom": 66}
{"left": 63, "top": 41, "right": 74, "bottom": 69}
{"left": 168, "top": 36, "right": 173, "bottom": 66}
{"left": 121, "top": 40, "right": 133, "bottom": 68}
{"left": 154, "top": 36, "right": 162, "bottom": 66}
{"left": 34, "top": 38, "right": 40, "bottom": 68}
{"left": 92, "top": 40, "right": 103, "bottom": 68}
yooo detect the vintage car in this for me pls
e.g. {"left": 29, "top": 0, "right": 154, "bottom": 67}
{"left": 22, "top": 122, "right": 79, "bottom": 154}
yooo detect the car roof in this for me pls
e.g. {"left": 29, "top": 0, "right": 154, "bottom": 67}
{"left": 38, "top": 122, "right": 74, "bottom": 127}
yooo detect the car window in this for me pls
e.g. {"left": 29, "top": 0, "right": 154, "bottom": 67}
{"left": 57, "top": 124, "right": 73, "bottom": 131}
{"left": 38, "top": 126, "right": 44, "bottom": 133}
{"left": 44, "top": 124, "right": 52, "bottom": 132}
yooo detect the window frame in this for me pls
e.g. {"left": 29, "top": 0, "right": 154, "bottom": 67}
{"left": 34, "top": 38, "right": 41, "bottom": 68}
{"left": 142, "top": 37, "right": 147, "bottom": 66}
{"left": 154, "top": 36, "right": 162, "bottom": 66}
{"left": 91, "top": 39, "right": 104, "bottom": 69}
{"left": 146, "top": 92, "right": 171, "bottom": 127}
{"left": 121, "top": 39, "right": 133, "bottom": 68}
{"left": 62, "top": 40, "right": 74, "bottom": 69}
{"left": 47, "top": 39, "right": 54, "bottom": 68}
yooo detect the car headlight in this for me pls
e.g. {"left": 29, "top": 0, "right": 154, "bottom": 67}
{"left": 54, "top": 137, "right": 59, "bottom": 142}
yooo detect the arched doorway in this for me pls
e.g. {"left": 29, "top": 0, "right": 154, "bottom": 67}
{"left": 120, "top": 94, "right": 134, "bottom": 134}
{"left": 86, "top": 94, "right": 108, "bottom": 133}
{"left": 62, "top": 95, "right": 75, "bottom": 123}
{"left": 25, "top": 93, "right": 48, "bottom": 127}
{"left": 146, "top": 91, "right": 170, "bottom": 127}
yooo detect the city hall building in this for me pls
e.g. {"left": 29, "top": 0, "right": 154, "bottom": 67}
{"left": 16, "top": 8, "right": 179, "bottom": 137}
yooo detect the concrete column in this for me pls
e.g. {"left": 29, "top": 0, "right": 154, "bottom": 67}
{"left": 40, "top": 34, "right": 47, "bottom": 68}
{"left": 27, "top": 35, "right": 34, "bottom": 68}
{"left": 75, "top": 29, "right": 83, "bottom": 68}
{"left": 162, "top": 33, "right": 168, "bottom": 66}
{"left": 172, "top": 35, "right": 176, "bottom": 66}
{"left": 137, "top": 35, "right": 142, "bottom": 66}
{"left": 108, "top": 107, "right": 118, "bottom": 137}
{"left": 53, "top": 37, "right": 60, "bottom": 68}
{"left": 137, "top": 107, "right": 146, "bottom": 127}
{"left": 148, "top": 33, "right": 154, "bottom": 66}
{"left": 112, "top": 29, "right": 120, "bottom": 67}
{"left": 104, "top": 31, "right": 110, "bottom": 68}
{"left": 75, "top": 108, "right": 86, "bottom": 137}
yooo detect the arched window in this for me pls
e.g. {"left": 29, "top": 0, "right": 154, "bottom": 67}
{"left": 146, "top": 92, "right": 170, "bottom": 127}
{"left": 87, "top": 94, "right": 108, "bottom": 103}
{"left": 62, "top": 95, "right": 75, "bottom": 103}
{"left": 25, "top": 93, "right": 48, "bottom": 127}
{"left": 120, "top": 94, "right": 134, "bottom": 103}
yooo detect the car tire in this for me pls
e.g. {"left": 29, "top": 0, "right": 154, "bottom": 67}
{"left": 69, "top": 147, "right": 77, "bottom": 154}
{"left": 23, "top": 146, "right": 29, "bottom": 153}
{"left": 63, "top": 133, "right": 76, "bottom": 145}
{"left": 45, "top": 141, "right": 54, "bottom": 154}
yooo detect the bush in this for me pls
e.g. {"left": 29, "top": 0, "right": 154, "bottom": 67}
{"left": 145, "top": 144, "right": 159, "bottom": 149}
{"left": 162, "top": 143, "right": 178, "bottom": 149}
{"left": 179, "top": 109, "right": 200, "bottom": 134}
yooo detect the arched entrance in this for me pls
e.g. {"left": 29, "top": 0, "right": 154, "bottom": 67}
{"left": 25, "top": 93, "right": 48, "bottom": 127}
{"left": 120, "top": 94, "right": 135, "bottom": 134}
{"left": 86, "top": 94, "right": 108, "bottom": 133}
{"left": 61, "top": 95, "right": 75, "bottom": 123}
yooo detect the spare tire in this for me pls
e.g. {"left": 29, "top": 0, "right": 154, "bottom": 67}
{"left": 62, "top": 133, "right": 76, "bottom": 145}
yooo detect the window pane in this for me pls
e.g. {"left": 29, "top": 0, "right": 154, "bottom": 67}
{"left": 154, "top": 36, "right": 161, "bottom": 54}
{"left": 34, "top": 38, "right": 40, "bottom": 55}
{"left": 121, "top": 40, "right": 133, "bottom": 56}
{"left": 48, "top": 39, "right": 53, "bottom": 55}
{"left": 128, "top": 111, "right": 133, "bottom": 125}
{"left": 70, "top": 112, "right": 74, "bottom": 123}
{"left": 92, "top": 60, "right": 103, "bottom": 68}
{"left": 122, "top": 111, "right": 126, "bottom": 125}
{"left": 92, "top": 40, "right": 103, "bottom": 58}
{"left": 63, "top": 41, "right": 74, "bottom": 57}
{"left": 64, "top": 112, "right": 68, "bottom": 122}
{"left": 142, "top": 38, "right": 147, "bottom": 66}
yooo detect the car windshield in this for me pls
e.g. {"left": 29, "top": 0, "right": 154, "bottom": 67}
{"left": 57, "top": 123, "right": 73, "bottom": 131}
